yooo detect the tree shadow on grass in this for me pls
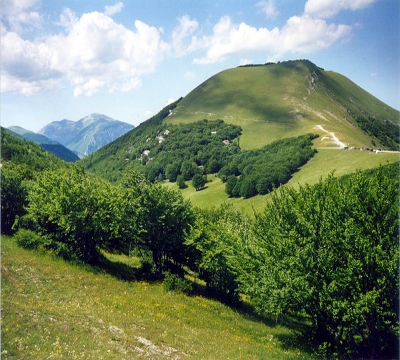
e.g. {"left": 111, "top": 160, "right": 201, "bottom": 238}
{"left": 189, "top": 279, "right": 314, "bottom": 356}
{"left": 89, "top": 253, "right": 160, "bottom": 282}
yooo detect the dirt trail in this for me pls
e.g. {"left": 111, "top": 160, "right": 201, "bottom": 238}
{"left": 315, "top": 125, "right": 347, "bottom": 148}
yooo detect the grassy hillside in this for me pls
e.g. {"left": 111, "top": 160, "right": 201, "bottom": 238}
{"left": 167, "top": 60, "right": 399, "bottom": 150}
{"left": 2, "top": 237, "right": 312, "bottom": 359}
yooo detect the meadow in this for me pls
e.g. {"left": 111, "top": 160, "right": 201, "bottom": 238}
{"left": 2, "top": 237, "right": 313, "bottom": 359}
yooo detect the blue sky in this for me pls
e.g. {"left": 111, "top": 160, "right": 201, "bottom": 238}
{"left": 1, "top": 0, "right": 399, "bottom": 132}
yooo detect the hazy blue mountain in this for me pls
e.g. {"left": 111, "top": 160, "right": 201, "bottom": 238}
{"left": 7, "top": 126, "right": 80, "bottom": 162}
{"left": 38, "top": 114, "right": 134, "bottom": 158}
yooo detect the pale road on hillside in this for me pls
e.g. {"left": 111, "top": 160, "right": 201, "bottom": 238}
{"left": 315, "top": 125, "right": 347, "bottom": 148}
{"left": 315, "top": 125, "right": 400, "bottom": 153}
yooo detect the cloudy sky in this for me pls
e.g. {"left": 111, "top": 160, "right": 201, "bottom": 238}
{"left": 1, "top": 0, "right": 399, "bottom": 132}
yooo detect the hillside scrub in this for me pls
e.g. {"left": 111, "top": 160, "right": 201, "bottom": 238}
{"left": 236, "top": 167, "right": 399, "bottom": 358}
{"left": 18, "top": 166, "right": 195, "bottom": 275}
{"left": 1, "top": 128, "right": 70, "bottom": 235}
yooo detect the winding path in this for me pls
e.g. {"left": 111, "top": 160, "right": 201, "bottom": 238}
{"left": 316, "top": 125, "right": 347, "bottom": 148}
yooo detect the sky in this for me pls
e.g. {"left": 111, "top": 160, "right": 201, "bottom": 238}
{"left": 1, "top": 0, "right": 399, "bottom": 132}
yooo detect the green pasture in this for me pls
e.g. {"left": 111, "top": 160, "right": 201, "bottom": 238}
{"left": 2, "top": 237, "right": 311, "bottom": 359}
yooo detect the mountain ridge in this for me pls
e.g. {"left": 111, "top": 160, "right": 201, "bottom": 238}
{"left": 39, "top": 113, "right": 134, "bottom": 157}
{"left": 7, "top": 126, "right": 80, "bottom": 162}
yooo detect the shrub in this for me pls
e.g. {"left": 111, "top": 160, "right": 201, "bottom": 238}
{"left": 15, "top": 229, "right": 47, "bottom": 250}
{"left": 163, "top": 272, "right": 193, "bottom": 295}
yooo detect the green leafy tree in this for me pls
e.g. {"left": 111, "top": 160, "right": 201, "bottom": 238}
{"left": 24, "top": 166, "right": 130, "bottom": 263}
{"left": 186, "top": 205, "right": 249, "bottom": 303}
{"left": 180, "top": 160, "right": 201, "bottom": 181}
{"left": 136, "top": 183, "right": 195, "bottom": 274}
{"left": 239, "top": 175, "right": 257, "bottom": 198}
{"left": 225, "top": 175, "right": 237, "bottom": 197}
{"left": 206, "top": 159, "right": 221, "bottom": 174}
{"left": 165, "top": 161, "right": 181, "bottom": 182}
{"left": 192, "top": 174, "right": 207, "bottom": 191}
{"left": 176, "top": 175, "right": 187, "bottom": 189}
{"left": 239, "top": 169, "right": 399, "bottom": 358}
{"left": 1, "top": 164, "right": 28, "bottom": 234}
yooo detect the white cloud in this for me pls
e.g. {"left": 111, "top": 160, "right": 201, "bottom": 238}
{"left": 1, "top": 0, "right": 43, "bottom": 33}
{"left": 0, "top": 23, "right": 62, "bottom": 95}
{"left": 194, "top": 15, "right": 351, "bottom": 64}
{"left": 73, "top": 78, "right": 105, "bottom": 97}
{"left": 166, "top": 98, "right": 176, "bottom": 105}
{"left": 256, "top": 0, "right": 280, "bottom": 19}
{"left": 104, "top": 2, "right": 124, "bottom": 17}
{"left": 171, "top": 15, "right": 201, "bottom": 56}
{"left": 304, "top": 0, "right": 377, "bottom": 19}
{"left": 1, "top": 8, "right": 169, "bottom": 96}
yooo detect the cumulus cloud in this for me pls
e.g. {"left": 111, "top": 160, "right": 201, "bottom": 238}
{"left": 304, "top": 0, "right": 377, "bottom": 19}
{"left": 1, "top": 7, "right": 168, "bottom": 96}
{"left": 194, "top": 15, "right": 351, "bottom": 64}
{"left": 256, "top": 0, "right": 280, "bottom": 19}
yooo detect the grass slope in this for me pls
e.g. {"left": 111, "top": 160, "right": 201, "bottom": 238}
{"left": 2, "top": 237, "right": 312, "bottom": 359}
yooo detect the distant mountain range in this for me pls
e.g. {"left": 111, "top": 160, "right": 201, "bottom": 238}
{"left": 7, "top": 126, "right": 80, "bottom": 162}
{"left": 7, "top": 114, "right": 134, "bottom": 161}
{"left": 39, "top": 114, "right": 135, "bottom": 158}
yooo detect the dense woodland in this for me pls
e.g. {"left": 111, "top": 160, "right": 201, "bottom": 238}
{"left": 2, "top": 126, "right": 399, "bottom": 359}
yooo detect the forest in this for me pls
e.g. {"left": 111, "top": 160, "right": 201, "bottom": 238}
{"left": 2, "top": 126, "right": 399, "bottom": 359}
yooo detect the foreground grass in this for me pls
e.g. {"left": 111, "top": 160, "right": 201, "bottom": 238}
{"left": 2, "top": 237, "right": 311, "bottom": 359}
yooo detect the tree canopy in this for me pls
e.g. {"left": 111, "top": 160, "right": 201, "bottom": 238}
{"left": 237, "top": 168, "right": 399, "bottom": 358}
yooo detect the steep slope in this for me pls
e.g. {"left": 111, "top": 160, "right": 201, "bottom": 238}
{"left": 167, "top": 60, "right": 399, "bottom": 150}
{"left": 7, "top": 126, "right": 79, "bottom": 162}
{"left": 39, "top": 114, "right": 134, "bottom": 157}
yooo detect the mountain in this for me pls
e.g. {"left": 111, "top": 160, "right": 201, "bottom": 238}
{"left": 80, "top": 60, "right": 399, "bottom": 212}
{"left": 39, "top": 114, "right": 134, "bottom": 158}
{"left": 7, "top": 126, "right": 80, "bottom": 162}
{"left": 166, "top": 60, "right": 399, "bottom": 150}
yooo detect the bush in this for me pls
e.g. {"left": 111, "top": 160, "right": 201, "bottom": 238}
{"left": 163, "top": 272, "right": 193, "bottom": 295}
{"left": 15, "top": 229, "right": 47, "bottom": 250}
